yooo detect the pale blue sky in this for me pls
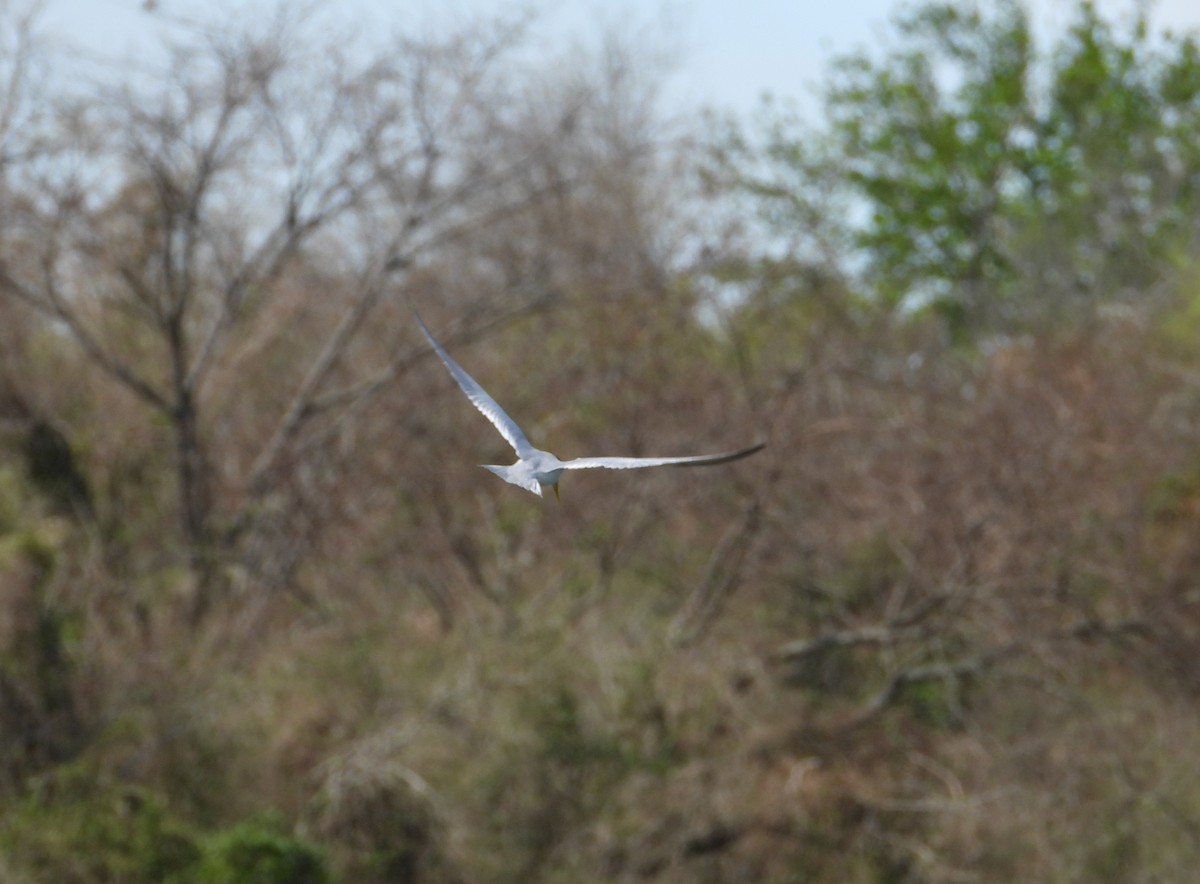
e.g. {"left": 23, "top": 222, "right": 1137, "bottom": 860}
{"left": 35, "top": 0, "right": 1200, "bottom": 117}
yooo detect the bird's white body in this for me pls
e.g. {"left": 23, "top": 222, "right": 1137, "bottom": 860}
{"left": 482, "top": 451, "right": 565, "bottom": 497}
{"left": 416, "top": 313, "right": 763, "bottom": 499}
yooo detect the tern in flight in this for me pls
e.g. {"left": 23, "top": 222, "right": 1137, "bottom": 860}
{"left": 416, "top": 313, "right": 764, "bottom": 500}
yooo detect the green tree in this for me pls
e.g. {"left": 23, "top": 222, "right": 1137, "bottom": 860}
{"left": 713, "top": 0, "right": 1200, "bottom": 336}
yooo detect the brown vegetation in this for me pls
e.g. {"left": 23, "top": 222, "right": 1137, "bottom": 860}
{"left": 1, "top": 2, "right": 1200, "bottom": 882}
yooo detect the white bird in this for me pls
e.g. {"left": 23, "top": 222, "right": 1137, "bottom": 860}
{"left": 416, "top": 313, "right": 764, "bottom": 500}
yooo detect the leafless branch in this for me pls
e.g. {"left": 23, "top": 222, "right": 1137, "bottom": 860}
{"left": 670, "top": 498, "right": 762, "bottom": 645}
{"left": 777, "top": 625, "right": 925, "bottom": 663}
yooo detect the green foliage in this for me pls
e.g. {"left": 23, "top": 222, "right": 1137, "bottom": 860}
{"left": 0, "top": 517, "right": 85, "bottom": 783}
{"left": 0, "top": 766, "right": 331, "bottom": 884}
{"left": 196, "top": 817, "right": 329, "bottom": 884}
{"left": 12, "top": 526, "right": 58, "bottom": 578}
{"left": 829, "top": 532, "right": 907, "bottom": 615}
{"left": 24, "top": 420, "right": 93, "bottom": 517}
{"left": 896, "top": 675, "right": 967, "bottom": 731}
{"left": 0, "top": 765, "right": 202, "bottom": 884}
{"left": 829, "top": 1, "right": 1033, "bottom": 309}
{"left": 1154, "top": 268, "right": 1200, "bottom": 351}
{"left": 1145, "top": 458, "right": 1200, "bottom": 525}
{"left": 719, "top": 0, "right": 1200, "bottom": 336}
{"left": 528, "top": 687, "right": 625, "bottom": 772}
{"left": 0, "top": 467, "right": 22, "bottom": 535}
{"left": 1082, "top": 814, "right": 1140, "bottom": 882}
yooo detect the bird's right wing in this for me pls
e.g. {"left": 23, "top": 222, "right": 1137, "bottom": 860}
{"left": 415, "top": 313, "right": 534, "bottom": 458}
{"left": 560, "top": 442, "right": 765, "bottom": 471}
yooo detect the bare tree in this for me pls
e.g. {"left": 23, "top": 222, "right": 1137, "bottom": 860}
{"left": 0, "top": 5, "right": 665, "bottom": 624}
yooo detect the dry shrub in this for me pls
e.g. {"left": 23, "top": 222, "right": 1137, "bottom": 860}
{"left": 662, "top": 306, "right": 1200, "bottom": 879}
{"left": 305, "top": 745, "right": 453, "bottom": 884}
{"left": 230, "top": 301, "right": 1200, "bottom": 881}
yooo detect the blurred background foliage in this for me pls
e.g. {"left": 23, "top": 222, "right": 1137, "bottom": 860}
{"left": 2, "top": 0, "right": 1200, "bottom": 880}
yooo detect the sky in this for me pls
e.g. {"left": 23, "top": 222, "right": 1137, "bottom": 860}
{"left": 33, "top": 0, "right": 1200, "bottom": 119}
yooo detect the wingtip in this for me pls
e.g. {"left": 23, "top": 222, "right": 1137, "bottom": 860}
{"left": 730, "top": 440, "right": 766, "bottom": 462}
{"left": 711, "top": 439, "right": 766, "bottom": 464}
{"left": 412, "top": 309, "right": 434, "bottom": 340}
{"left": 723, "top": 440, "right": 766, "bottom": 460}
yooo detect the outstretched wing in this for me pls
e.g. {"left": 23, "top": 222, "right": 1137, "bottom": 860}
{"left": 415, "top": 313, "right": 534, "bottom": 458}
{"left": 559, "top": 442, "right": 765, "bottom": 471}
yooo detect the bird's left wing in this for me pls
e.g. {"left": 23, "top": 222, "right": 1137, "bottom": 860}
{"left": 415, "top": 312, "right": 534, "bottom": 458}
{"left": 559, "top": 442, "right": 765, "bottom": 471}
